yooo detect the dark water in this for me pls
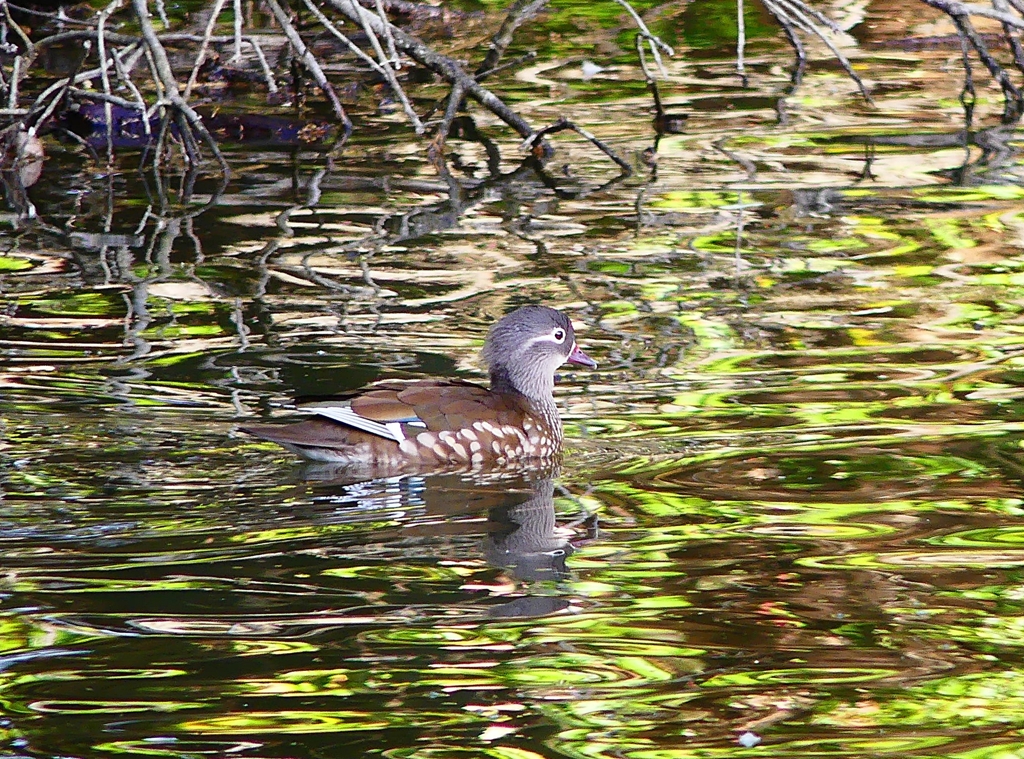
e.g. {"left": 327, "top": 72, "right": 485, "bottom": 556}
{"left": 4, "top": 3, "right": 1024, "bottom": 756}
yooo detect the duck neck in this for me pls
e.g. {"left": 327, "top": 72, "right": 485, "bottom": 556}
{"left": 489, "top": 364, "right": 553, "bottom": 403}
{"left": 490, "top": 366, "right": 562, "bottom": 442}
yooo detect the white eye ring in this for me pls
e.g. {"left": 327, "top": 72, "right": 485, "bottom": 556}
{"left": 553, "top": 328, "right": 566, "bottom": 342}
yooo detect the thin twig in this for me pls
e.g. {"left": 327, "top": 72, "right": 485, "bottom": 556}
{"left": 951, "top": 6, "right": 1023, "bottom": 118}
{"left": 476, "top": 0, "right": 549, "bottom": 77}
{"left": 774, "top": 0, "right": 839, "bottom": 32}
{"left": 992, "top": 0, "right": 1024, "bottom": 77}
{"left": 524, "top": 116, "right": 631, "bottom": 173}
{"left": 763, "top": 0, "right": 805, "bottom": 86}
{"left": 304, "top": 0, "right": 420, "bottom": 130}
{"left": 184, "top": 0, "right": 229, "bottom": 101}
{"left": 7, "top": 56, "right": 18, "bottom": 110}
{"left": 245, "top": 37, "right": 278, "bottom": 92}
{"left": 610, "top": 0, "right": 673, "bottom": 75}
{"left": 67, "top": 86, "right": 142, "bottom": 109}
{"left": 920, "top": 0, "right": 1024, "bottom": 29}
{"left": 153, "top": 0, "right": 169, "bottom": 27}
{"left": 476, "top": 50, "right": 536, "bottom": 82}
{"left": 264, "top": 0, "right": 352, "bottom": 131}
{"left": 303, "top": 0, "right": 383, "bottom": 74}
{"left": 6, "top": 2, "right": 94, "bottom": 25}
{"left": 132, "top": 0, "right": 230, "bottom": 174}
{"left": 736, "top": 0, "right": 746, "bottom": 79}
{"left": 372, "top": 0, "right": 399, "bottom": 65}
{"left": 714, "top": 136, "right": 756, "bottom": 180}
{"left": 349, "top": 0, "right": 422, "bottom": 132}
{"left": 112, "top": 46, "right": 151, "bottom": 138}
{"left": 0, "top": 1, "right": 32, "bottom": 53}
{"left": 635, "top": 32, "right": 656, "bottom": 81}
{"left": 232, "top": 0, "right": 243, "bottom": 62}
{"left": 97, "top": 0, "right": 122, "bottom": 164}
{"left": 957, "top": 17, "right": 976, "bottom": 125}
{"left": 142, "top": 42, "right": 164, "bottom": 102}
{"left": 763, "top": 0, "right": 871, "bottom": 101}
{"left": 327, "top": 0, "right": 533, "bottom": 137}
{"left": 434, "top": 80, "right": 467, "bottom": 153}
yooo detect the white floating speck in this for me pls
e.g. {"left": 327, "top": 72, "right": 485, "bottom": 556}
{"left": 738, "top": 731, "right": 761, "bottom": 748}
{"left": 581, "top": 60, "right": 604, "bottom": 80}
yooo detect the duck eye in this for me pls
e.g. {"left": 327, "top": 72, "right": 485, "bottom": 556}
{"left": 553, "top": 328, "right": 566, "bottom": 342}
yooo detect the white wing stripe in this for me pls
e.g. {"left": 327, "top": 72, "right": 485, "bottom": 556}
{"left": 304, "top": 406, "right": 407, "bottom": 442}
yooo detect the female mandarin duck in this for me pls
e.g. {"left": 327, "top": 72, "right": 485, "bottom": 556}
{"left": 240, "top": 306, "right": 597, "bottom": 465}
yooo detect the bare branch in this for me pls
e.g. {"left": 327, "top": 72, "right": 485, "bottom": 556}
{"left": 762, "top": 0, "right": 871, "bottom": 102}
{"left": 476, "top": 0, "right": 549, "bottom": 77}
{"left": 611, "top": 0, "right": 673, "bottom": 75}
{"left": 948, "top": 5, "right": 1023, "bottom": 120}
{"left": 349, "top": 0, "right": 423, "bottom": 132}
{"left": 131, "top": 0, "right": 230, "bottom": 174}
{"left": 524, "top": 117, "right": 631, "bottom": 174}
{"left": 232, "top": 0, "right": 243, "bottom": 62}
{"left": 326, "top": 0, "right": 534, "bottom": 137}
{"left": 183, "top": 0, "right": 229, "bottom": 101}
{"left": 263, "top": 0, "right": 352, "bottom": 132}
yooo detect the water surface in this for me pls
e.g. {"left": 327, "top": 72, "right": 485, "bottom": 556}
{"left": 3, "top": 2, "right": 1024, "bottom": 757}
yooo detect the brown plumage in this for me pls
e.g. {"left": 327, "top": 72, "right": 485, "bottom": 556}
{"left": 240, "top": 306, "right": 597, "bottom": 467}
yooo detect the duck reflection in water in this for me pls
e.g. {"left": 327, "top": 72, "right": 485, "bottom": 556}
{"left": 303, "top": 464, "right": 597, "bottom": 620}
{"left": 486, "top": 477, "right": 579, "bottom": 581}
{"left": 483, "top": 475, "right": 598, "bottom": 619}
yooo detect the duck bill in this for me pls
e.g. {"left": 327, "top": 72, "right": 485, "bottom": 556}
{"left": 567, "top": 343, "right": 598, "bottom": 369}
